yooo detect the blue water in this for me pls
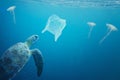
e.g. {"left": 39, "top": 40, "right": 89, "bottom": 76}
{"left": 0, "top": 0, "right": 120, "bottom": 80}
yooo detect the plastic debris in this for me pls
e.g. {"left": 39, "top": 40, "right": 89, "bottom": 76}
{"left": 42, "top": 15, "right": 66, "bottom": 42}
{"left": 87, "top": 22, "right": 96, "bottom": 38}
{"left": 7, "top": 6, "right": 16, "bottom": 24}
{"left": 99, "top": 23, "right": 118, "bottom": 44}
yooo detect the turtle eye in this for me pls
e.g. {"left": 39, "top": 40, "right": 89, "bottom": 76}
{"left": 33, "top": 35, "right": 39, "bottom": 42}
{"left": 34, "top": 35, "right": 38, "bottom": 39}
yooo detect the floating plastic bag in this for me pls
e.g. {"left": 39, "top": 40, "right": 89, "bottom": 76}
{"left": 42, "top": 15, "right": 66, "bottom": 42}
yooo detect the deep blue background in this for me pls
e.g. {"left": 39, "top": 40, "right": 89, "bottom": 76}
{"left": 0, "top": 0, "right": 120, "bottom": 80}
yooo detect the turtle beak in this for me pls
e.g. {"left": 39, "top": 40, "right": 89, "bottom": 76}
{"left": 26, "top": 35, "right": 39, "bottom": 47}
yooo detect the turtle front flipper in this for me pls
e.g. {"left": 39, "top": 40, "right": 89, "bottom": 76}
{"left": 31, "top": 49, "right": 43, "bottom": 77}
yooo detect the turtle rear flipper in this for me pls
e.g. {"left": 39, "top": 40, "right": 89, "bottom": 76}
{"left": 0, "top": 64, "right": 11, "bottom": 80}
{"left": 31, "top": 49, "right": 43, "bottom": 76}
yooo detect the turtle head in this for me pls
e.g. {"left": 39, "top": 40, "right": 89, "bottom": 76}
{"left": 26, "top": 35, "right": 39, "bottom": 47}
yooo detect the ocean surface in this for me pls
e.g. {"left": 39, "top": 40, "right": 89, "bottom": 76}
{"left": 0, "top": 0, "right": 120, "bottom": 80}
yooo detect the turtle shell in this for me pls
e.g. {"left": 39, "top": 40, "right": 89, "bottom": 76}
{"left": 0, "top": 42, "right": 31, "bottom": 80}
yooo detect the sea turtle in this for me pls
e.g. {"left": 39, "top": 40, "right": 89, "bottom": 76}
{"left": 0, "top": 35, "right": 43, "bottom": 80}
